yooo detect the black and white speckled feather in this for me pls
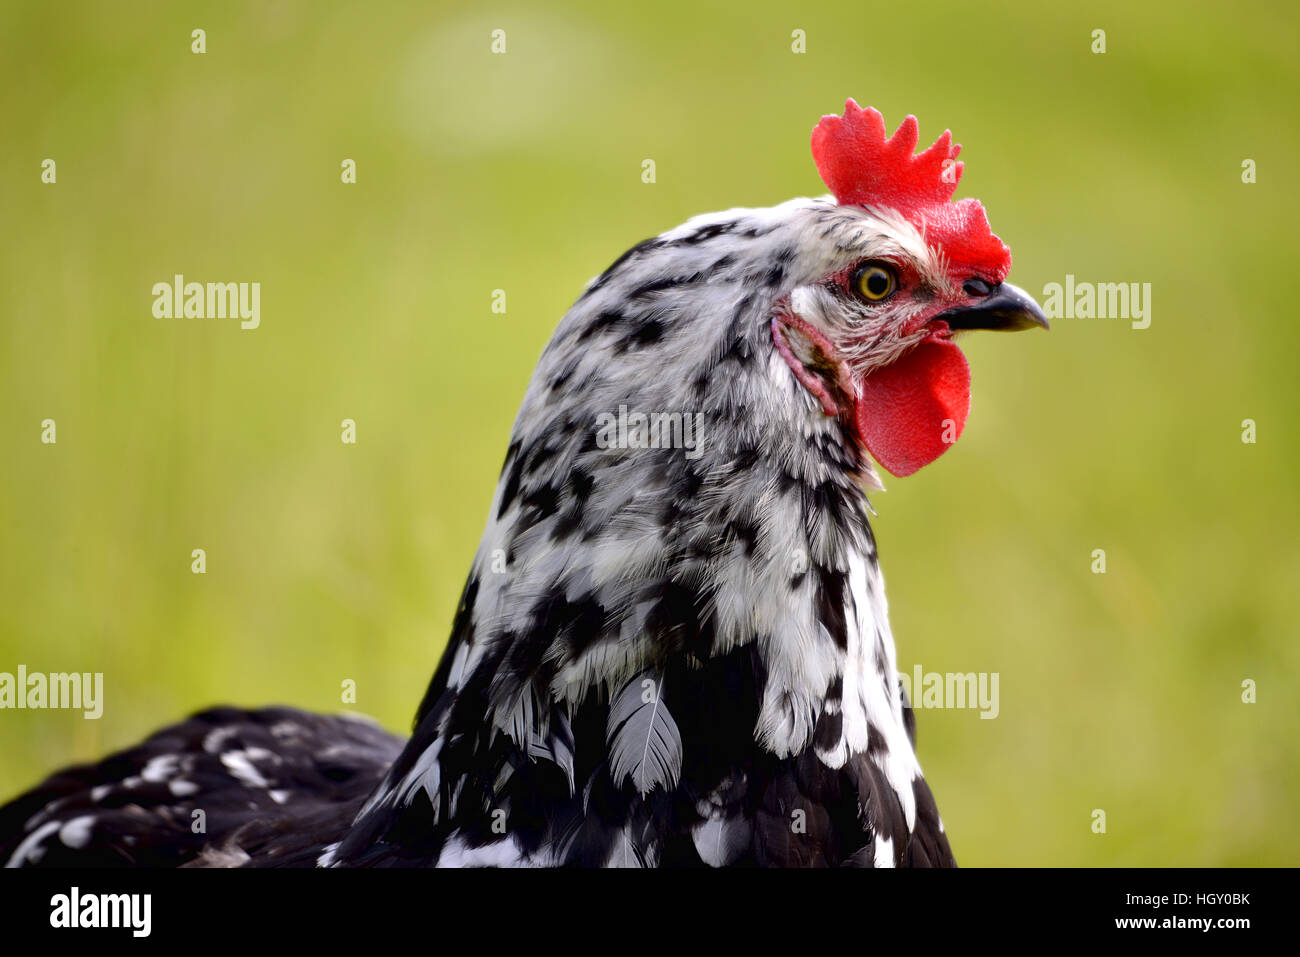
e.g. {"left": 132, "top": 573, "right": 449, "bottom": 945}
{"left": 332, "top": 198, "right": 956, "bottom": 868}
{"left": 2, "top": 196, "right": 959, "bottom": 869}
{"left": 0, "top": 707, "right": 402, "bottom": 867}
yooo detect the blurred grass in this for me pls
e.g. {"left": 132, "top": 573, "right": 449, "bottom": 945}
{"left": 1, "top": 0, "right": 1297, "bottom": 865}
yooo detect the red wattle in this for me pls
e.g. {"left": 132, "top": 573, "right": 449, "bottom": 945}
{"left": 856, "top": 338, "right": 970, "bottom": 477}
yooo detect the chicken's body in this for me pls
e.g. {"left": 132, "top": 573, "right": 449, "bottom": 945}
{"left": 0, "top": 707, "right": 402, "bottom": 867}
{"left": 2, "top": 102, "right": 1047, "bottom": 868}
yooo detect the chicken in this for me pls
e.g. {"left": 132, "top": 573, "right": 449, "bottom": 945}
{"left": 1, "top": 100, "right": 1046, "bottom": 868}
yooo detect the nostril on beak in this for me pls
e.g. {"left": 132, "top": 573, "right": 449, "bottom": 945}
{"left": 937, "top": 282, "right": 1050, "bottom": 332}
{"left": 962, "top": 278, "right": 992, "bottom": 297}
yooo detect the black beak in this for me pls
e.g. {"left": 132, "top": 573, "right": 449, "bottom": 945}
{"left": 937, "top": 282, "right": 1050, "bottom": 332}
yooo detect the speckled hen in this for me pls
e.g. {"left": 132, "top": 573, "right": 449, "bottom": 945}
{"left": 1, "top": 101, "right": 1047, "bottom": 868}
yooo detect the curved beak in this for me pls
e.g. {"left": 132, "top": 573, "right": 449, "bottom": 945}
{"left": 937, "top": 282, "right": 1050, "bottom": 333}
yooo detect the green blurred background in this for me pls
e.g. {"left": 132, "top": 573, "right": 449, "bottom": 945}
{"left": 1, "top": 0, "right": 1297, "bottom": 866}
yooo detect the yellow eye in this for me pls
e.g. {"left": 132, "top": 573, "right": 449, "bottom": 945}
{"left": 853, "top": 263, "right": 897, "bottom": 302}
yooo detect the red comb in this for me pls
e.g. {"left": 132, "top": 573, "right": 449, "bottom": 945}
{"left": 812, "top": 99, "right": 1011, "bottom": 281}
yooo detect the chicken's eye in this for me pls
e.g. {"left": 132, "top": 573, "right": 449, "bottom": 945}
{"left": 852, "top": 263, "right": 897, "bottom": 303}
